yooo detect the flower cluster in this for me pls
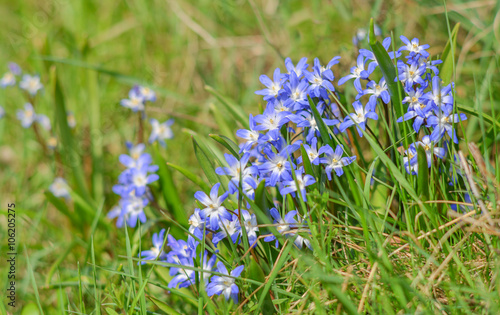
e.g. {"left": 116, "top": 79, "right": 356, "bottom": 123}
{"left": 108, "top": 142, "right": 159, "bottom": 228}
{"left": 122, "top": 32, "right": 469, "bottom": 306}
{"left": 120, "top": 85, "right": 156, "bottom": 112}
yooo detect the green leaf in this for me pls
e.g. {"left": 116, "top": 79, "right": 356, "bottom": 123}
{"left": 152, "top": 144, "right": 188, "bottom": 226}
{"left": 368, "top": 19, "right": 405, "bottom": 118}
{"left": 167, "top": 162, "right": 211, "bottom": 192}
{"left": 209, "top": 134, "right": 240, "bottom": 158}
{"left": 439, "top": 23, "right": 460, "bottom": 85}
{"left": 149, "top": 296, "right": 182, "bottom": 315}
{"left": 205, "top": 85, "right": 249, "bottom": 128}
{"left": 193, "top": 136, "right": 219, "bottom": 185}
{"left": 51, "top": 67, "right": 90, "bottom": 200}
{"left": 417, "top": 146, "right": 430, "bottom": 201}
{"left": 457, "top": 104, "right": 500, "bottom": 129}
{"left": 308, "top": 96, "right": 333, "bottom": 146}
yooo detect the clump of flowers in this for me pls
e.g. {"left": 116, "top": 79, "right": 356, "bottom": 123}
{"left": 107, "top": 28, "right": 470, "bottom": 306}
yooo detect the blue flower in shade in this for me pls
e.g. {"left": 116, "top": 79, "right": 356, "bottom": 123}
{"left": 149, "top": 118, "right": 174, "bottom": 146}
{"left": 19, "top": 74, "right": 43, "bottom": 96}
{"left": 206, "top": 262, "right": 244, "bottom": 303}
{"left": 253, "top": 103, "right": 290, "bottom": 132}
{"left": 283, "top": 72, "right": 309, "bottom": 110}
{"left": 403, "top": 144, "right": 419, "bottom": 175}
{"left": 215, "top": 153, "right": 258, "bottom": 193}
{"left": 284, "top": 57, "right": 308, "bottom": 78}
{"left": 301, "top": 137, "right": 321, "bottom": 165}
{"left": 139, "top": 229, "right": 167, "bottom": 264}
{"left": 120, "top": 87, "right": 145, "bottom": 112}
{"left": 280, "top": 168, "right": 316, "bottom": 201}
{"left": 16, "top": 103, "right": 37, "bottom": 128}
{"left": 397, "top": 60, "right": 426, "bottom": 89}
{"left": 189, "top": 208, "right": 207, "bottom": 234}
{"left": 338, "top": 54, "right": 372, "bottom": 88}
{"left": 422, "top": 76, "right": 453, "bottom": 107}
{"left": 264, "top": 208, "right": 297, "bottom": 248}
{"left": 416, "top": 135, "right": 446, "bottom": 168}
{"left": 427, "top": 104, "right": 467, "bottom": 144}
{"left": 236, "top": 209, "right": 259, "bottom": 247}
{"left": 236, "top": 114, "right": 261, "bottom": 153}
{"left": 292, "top": 213, "right": 311, "bottom": 250}
{"left": 288, "top": 109, "right": 339, "bottom": 142}
{"left": 360, "top": 78, "right": 390, "bottom": 107}
{"left": 339, "top": 100, "right": 378, "bottom": 137}
{"left": 396, "top": 101, "right": 433, "bottom": 133}
{"left": 318, "top": 144, "right": 356, "bottom": 179}
{"left": 259, "top": 143, "right": 300, "bottom": 186}
{"left": 450, "top": 193, "right": 473, "bottom": 213}
{"left": 195, "top": 183, "right": 231, "bottom": 230}
{"left": 255, "top": 68, "right": 284, "bottom": 101}
{"left": 212, "top": 217, "right": 239, "bottom": 245}
{"left": 168, "top": 257, "right": 196, "bottom": 289}
{"left": 304, "top": 65, "right": 335, "bottom": 98}
{"left": 1, "top": 62, "right": 21, "bottom": 87}
{"left": 36, "top": 114, "right": 51, "bottom": 131}
{"left": 398, "top": 36, "right": 430, "bottom": 58}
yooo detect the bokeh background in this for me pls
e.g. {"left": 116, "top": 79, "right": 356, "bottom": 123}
{"left": 0, "top": 0, "right": 498, "bottom": 312}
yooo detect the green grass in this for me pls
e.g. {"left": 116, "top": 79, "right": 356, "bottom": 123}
{"left": 0, "top": 0, "right": 499, "bottom": 314}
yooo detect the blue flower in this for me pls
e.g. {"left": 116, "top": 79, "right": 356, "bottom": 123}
{"left": 402, "top": 87, "right": 426, "bottom": 111}
{"left": 195, "top": 183, "right": 231, "bottom": 230}
{"left": 1, "top": 62, "right": 21, "bottom": 87}
{"left": 0, "top": 106, "right": 4, "bottom": 119}
{"left": 206, "top": 262, "right": 244, "bottom": 302}
{"left": 263, "top": 208, "right": 297, "bottom": 248}
{"left": 284, "top": 57, "right": 308, "bottom": 78}
{"left": 280, "top": 168, "right": 316, "bottom": 201}
{"left": 283, "top": 72, "right": 309, "bottom": 110}
{"left": 255, "top": 68, "right": 284, "bottom": 101}
{"left": 288, "top": 108, "right": 339, "bottom": 142}
{"left": 137, "top": 85, "right": 156, "bottom": 102}
{"left": 149, "top": 118, "right": 174, "bottom": 146}
{"left": 304, "top": 65, "right": 335, "bottom": 98}
{"left": 49, "top": 177, "right": 71, "bottom": 199}
{"left": 19, "top": 74, "right": 43, "bottom": 96}
{"left": 421, "top": 76, "right": 453, "bottom": 107}
{"left": 129, "top": 166, "right": 159, "bottom": 196}
{"left": 398, "top": 36, "right": 430, "bottom": 58}
{"left": 396, "top": 101, "right": 433, "bottom": 133}
{"left": 427, "top": 104, "right": 467, "bottom": 143}
{"left": 236, "top": 209, "right": 259, "bottom": 247}
{"left": 338, "top": 54, "right": 372, "bottom": 88}
{"left": 16, "top": 103, "right": 37, "bottom": 128}
{"left": 339, "top": 100, "right": 378, "bottom": 137}
{"left": 215, "top": 153, "right": 258, "bottom": 194}
{"left": 253, "top": 103, "right": 290, "bottom": 132}
{"left": 259, "top": 143, "right": 300, "bottom": 186}
{"left": 212, "top": 217, "right": 239, "bottom": 245}
{"left": 107, "top": 195, "right": 149, "bottom": 228}
{"left": 416, "top": 135, "right": 446, "bottom": 168}
{"left": 318, "top": 144, "right": 356, "bottom": 179}
{"left": 139, "top": 229, "right": 167, "bottom": 264}
{"left": 403, "top": 144, "right": 418, "bottom": 175}
{"left": 360, "top": 78, "right": 390, "bottom": 107}
{"left": 67, "top": 111, "right": 76, "bottom": 128}
{"left": 189, "top": 208, "right": 207, "bottom": 234}
{"left": 236, "top": 114, "right": 261, "bottom": 153}
{"left": 397, "top": 60, "right": 426, "bottom": 89}
{"left": 301, "top": 137, "right": 321, "bottom": 165}
{"left": 120, "top": 87, "right": 145, "bottom": 112}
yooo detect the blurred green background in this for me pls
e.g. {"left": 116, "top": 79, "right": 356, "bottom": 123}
{"left": 0, "top": 0, "right": 498, "bottom": 312}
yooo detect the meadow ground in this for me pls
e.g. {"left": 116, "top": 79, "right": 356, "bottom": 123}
{"left": 0, "top": 0, "right": 499, "bottom": 314}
